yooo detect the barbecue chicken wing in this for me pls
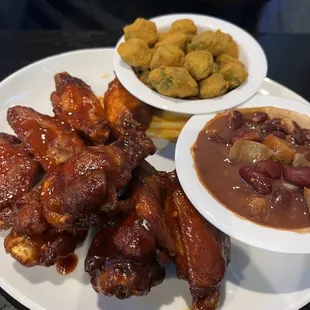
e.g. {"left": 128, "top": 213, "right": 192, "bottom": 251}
{"left": 51, "top": 72, "right": 110, "bottom": 143}
{"left": 0, "top": 133, "right": 20, "bottom": 145}
{"left": 165, "top": 172, "right": 230, "bottom": 310}
{"left": 85, "top": 161, "right": 174, "bottom": 299}
{"left": 13, "top": 131, "right": 156, "bottom": 233}
{"left": 4, "top": 228, "right": 86, "bottom": 267}
{"left": 131, "top": 161, "right": 175, "bottom": 264}
{"left": 7, "top": 106, "right": 85, "bottom": 171}
{"left": 104, "top": 78, "right": 153, "bottom": 138}
{"left": 0, "top": 133, "right": 39, "bottom": 230}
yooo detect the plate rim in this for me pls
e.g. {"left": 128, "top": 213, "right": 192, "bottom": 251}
{"left": 0, "top": 48, "right": 309, "bottom": 310}
{"left": 113, "top": 13, "right": 268, "bottom": 115}
{"left": 175, "top": 94, "right": 310, "bottom": 254}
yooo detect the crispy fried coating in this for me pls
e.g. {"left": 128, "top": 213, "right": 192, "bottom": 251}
{"left": 165, "top": 171, "right": 230, "bottom": 310}
{"left": 170, "top": 19, "right": 197, "bottom": 35}
{"left": 124, "top": 18, "right": 158, "bottom": 46}
{"left": 223, "top": 40, "right": 239, "bottom": 58}
{"left": 219, "top": 61, "right": 248, "bottom": 90}
{"left": 216, "top": 53, "right": 241, "bottom": 66}
{"left": 104, "top": 78, "right": 153, "bottom": 138}
{"left": 199, "top": 73, "right": 229, "bottom": 99}
{"left": 149, "top": 66, "right": 198, "bottom": 98}
{"left": 7, "top": 106, "right": 85, "bottom": 171}
{"left": 184, "top": 50, "right": 214, "bottom": 81}
{"left": 188, "top": 30, "right": 233, "bottom": 57}
{"left": 150, "top": 46, "right": 184, "bottom": 70}
{"left": 4, "top": 228, "right": 86, "bottom": 267}
{"left": 0, "top": 134, "right": 39, "bottom": 230}
{"left": 155, "top": 32, "right": 189, "bottom": 51}
{"left": 118, "top": 38, "right": 153, "bottom": 70}
{"left": 51, "top": 72, "right": 110, "bottom": 144}
{"left": 138, "top": 70, "right": 154, "bottom": 89}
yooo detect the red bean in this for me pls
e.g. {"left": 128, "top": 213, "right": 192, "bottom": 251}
{"left": 239, "top": 166, "right": 272, "bottom": 195}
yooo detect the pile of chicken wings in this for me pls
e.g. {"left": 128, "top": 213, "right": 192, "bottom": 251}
{"left": 0, "top": 73, "right": 230, "bottom": 310}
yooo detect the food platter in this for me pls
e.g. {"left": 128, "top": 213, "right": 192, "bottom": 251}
{"left": 0, "top": 48, "right": 310, "bottom": 310}
{"left": 114, "top": 14, "right": 267, "bottom": 115}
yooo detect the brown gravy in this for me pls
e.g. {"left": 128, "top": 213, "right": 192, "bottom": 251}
{"left": 56, "top": 254, "right": 78, "bottom": 275}
{"left": 193, "top": 112, "right": 310, "bottom": 230}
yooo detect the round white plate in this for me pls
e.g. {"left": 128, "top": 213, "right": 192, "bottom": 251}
{"left": 114, "top": 13, "right": 267, "bottom": 115}
{"left": 176, "top": 94, "right": 310, "bottom": 254}
{"left": 0, "top": 48, "right": 309, "bottom": 310}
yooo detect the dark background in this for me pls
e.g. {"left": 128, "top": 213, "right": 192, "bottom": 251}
{"left": 1, "top": 0, "right": 268, "bottom": 34}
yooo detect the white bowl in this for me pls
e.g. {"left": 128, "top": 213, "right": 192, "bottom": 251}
{"left": 114, "top": 13, "right": 268, "bottom": 115}
{"left": 175, "top": 94, "right": 310, "bottom": 253}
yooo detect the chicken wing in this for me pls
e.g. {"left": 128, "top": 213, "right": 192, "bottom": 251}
{"left": 4, "top": 228, "right": 86, "bottom": 267}
{"left": 0, "top": 133, "right": 20, "bottom": 145}
{"left": 165, "top": 171, "right": 230, "bottom": 310}
{"left": 12, "top": 130, "right": 156, "bottom": 233}
{"left": 85, "top": 213, "right": 166, "bottom": 299}
{"left": 104, "top": 78, "right": 153, "bottom": 138}
{"left": 85, "top": 161, "right": 174, "bottom": 299}
{"left": 131, "top": 161, "right": 175, "bottom": 265}
{"left": 7, "top": 106, "right": 85, "bottom": 171}
{"left": 0, "top": 133, "right": 39, "bottom": 230}
{"left": 51, "top": 72, "right": 110, "bottom": 144}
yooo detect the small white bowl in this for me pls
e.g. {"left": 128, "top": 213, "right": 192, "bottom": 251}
{"left": 175, "top": 94, "right": 310, "bottom": 253}
{"left": 114, "top": 13, "right": 267, "bottom": 115}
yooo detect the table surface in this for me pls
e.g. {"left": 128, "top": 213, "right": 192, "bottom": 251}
{"left": 0, "top": 30, "right": 310, "bottom": 310}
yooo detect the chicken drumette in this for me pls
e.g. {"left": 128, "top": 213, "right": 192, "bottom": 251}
{"left": 7, "top": 106, "right": 85, "bottom": 171}
{"left": 85, "top": 161, "right": 175, "bottom": 299}
{"left": 0, "top": 133, "right": 39, "bottom": 230}
{"left": 5, "top": 105, "right": 89, "bottom": 266}
{"left": 165, "top": 172, "right": 230, "bottom": 310}
{"left": 104, "top": 78, "right": 153, "bottom": 139}
{"left": 51, "top": 72, "right": 110, "bottom": 144}
{"left": 4, "top": 228, "right": 87, "bottom": 267}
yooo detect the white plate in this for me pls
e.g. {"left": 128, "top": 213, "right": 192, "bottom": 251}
{"left": 114, "top": 14, "right": 267, "bottom": 115}
{"left": 176, "top": 94, "right": 310, "bottom": 254}
{"left": 0, "top": 48, "right": 310, "bottom": 310}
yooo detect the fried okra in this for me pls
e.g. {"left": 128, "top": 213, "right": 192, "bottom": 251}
{"left": 117, "top": 38, "right": 153, "bottom": 70}
{"left": 155, "top": 32, "right": 189, "bottom": 51}
{"left": 188, "top": 30, "right": 234, "bottom": 57}
{"left": 170, "top": 19, "right": 197, "bottom": 35}
{"left": 183, "top": 50, "right": 213, "bottom": 81}
{"left": 149, "top": 66, "right": 198, "bottom": 98}
{"left": 139, "top": 70, "right": 154, "bottom": 89}
{"left": 216, "top": 53, "right": 241, "bottom": 65}
{"left": 199, "top": 73, "right": 228, "bottom": 99}
{"left": 150, "top": 46, "right": 184, "bottom": 70}
{"left": 124, "top": 18, "right": 157, "bottom": 46}
{"left": 219, "top": 62, "right": 248, "bottom": 89}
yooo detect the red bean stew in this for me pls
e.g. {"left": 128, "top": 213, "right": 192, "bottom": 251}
{"left": 192, "top": 107, "right": 310, "bottom": 229}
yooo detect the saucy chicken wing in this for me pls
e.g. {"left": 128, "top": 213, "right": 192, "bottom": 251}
{"left": 51, "top": 72, "right": 110, "bottom": 144}
{"left": 0, "top": 133, "right": 39, "bottom": 230}
{"left": 165, "top": 171, "right": 230, "bottom": 310}
{"left": 7, "top": 106, "right": 85, "bottom": 171}
{"left": 4, "top": 228, "right": 86, "bottom": 267}
{"left": 85, "top": 161, "right": 175, "bottom": 299}
{"left": 104, "top": 78, "right": 153, "bottom": 139}
{"left": 13, "top": 130, "right": 156, "bottom": 233}
{"left": 85, "top": 213, "right": 166, "bottom": 299}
